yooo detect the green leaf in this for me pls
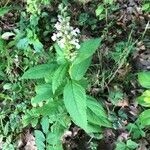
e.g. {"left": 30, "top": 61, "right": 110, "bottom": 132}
{"left": 63, "top": 80, "right": 87, "bottom": 129}
{"left": 127, "top": 140, "right": 138, "bottom": 149}
{"left": 35, "top": 130, "right": 45, "bottom": 141}
{"left": 54, "top": 43, "right": 66, "bottom": 64}
{"left": 86, "top": 123, "right": 102, "bottom": 133}
{"left": 33, "top": 39, "right": 43, "bottom": 52}
{"left": 41, "top": 117, "right": 49, "bottom": 134}
{"left": 35, "top": 130, "right": 45, "bottom": 150}
{"left": 115, "top": 142, "right": 126, "bottom": 150}
{"left": 52, "top": 64, "right": 68, "bottom": 93}
{"left": 96, "top": 5, "right": 104, "bottom": 16}
{"left": 138, "top": 90, "right": 150, "bottom": 107}
{"left": 138, "top": 72, "right": 150, "bottom": 88}
{"left": 0, "top": 7, "right": 11, "bottom": 17}
{"left": 104, "top": 0, "right": 113, "bottom": 4}
{"left": 139, "top": 109, "right": 150, "bottom": 126}
{"left": 17, "top": 38, "right": 29, "bottom": 50}
{"left": 142, "top": 3, "right": 150, "bottom": 12}
{"left": 87, "top": 96, "right": 111, "bottom": 127}
{"left": 31, "top": 84, "right": 53, "bottom": 104}
{"left": 22, "top": 63, "right": 56, "bottom": 79}
{"left": 69, "top": 57, "right": 92, "bottom": 80}
{"left": 74, "top": 38, "right": 101, "bottom": 64}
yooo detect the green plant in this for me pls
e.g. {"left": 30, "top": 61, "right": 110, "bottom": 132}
{"left": 115, "top": 139, "right": 138, "bottom": 150}
{"left": 137, "top": 71, "right": 150, "bottom": 126}
{"left": 22, "top": 4, "right": 111, "bottom": 149}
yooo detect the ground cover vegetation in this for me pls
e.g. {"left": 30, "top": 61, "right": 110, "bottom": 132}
{"left": 0, "top": 0, "right": 150, "bottom": 149}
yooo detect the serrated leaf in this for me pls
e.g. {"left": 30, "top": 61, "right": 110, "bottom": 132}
{"left": 52, "top": 64, "right": 68, "bottom": 93}
{"left": 74, "top": 38, "right": 101, "bottom": 64}
{"left": 138, "top": 72, "right": 150, "bottom": 88}
{"left": 31, "top": 84, "right": 53, "bottom": 104}
{"left": 87, "top": 96, "right": 111, "bottom": 127}
{"left": 41, "top": 117, "right": 49, "bottom": 134}
{"left": 0, "top": 7, "right": 11, "bottom": 17}
{"left": 69, "top": 57, "right": 92, "bottom": 80}
{"left": 63, "top": 81, "right": 87, "bottom": 129}
{"left": 36, "top": 101, "right": 62, "bottom": 116}
{"left": 22, "top": 63, "right": 56, "bottom": 79}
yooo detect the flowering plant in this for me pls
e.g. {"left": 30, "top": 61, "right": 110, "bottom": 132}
{"left": 52, "top": 4, "right": 80, "bottom": 61}
{"left": 22, "top": 3, "right": 111, "bottom": 149}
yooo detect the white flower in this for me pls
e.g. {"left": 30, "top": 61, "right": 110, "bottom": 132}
{"left": 55, "top": 22, "right": 61, "bottom": 30}
{"left": 74, "top": 28, "right": 80, "bottom": 33}
{"left": 58, "top": 15, "right": 63, "bottom": 22}
{"left": 58, "top": 38, "right": 65, "bottom": 48}
{"left": 75, "top": 43, "right": 80, "bottom": 49}
{"left": 57, "top": 32, "right": 63, "bottom": 37}
{"left": 51, "top": 33, "right": 57, "bottom": 41}
{"left": 52, "top": 11, "right": 81, "bottom": 61}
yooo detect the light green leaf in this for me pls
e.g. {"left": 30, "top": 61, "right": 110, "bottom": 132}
{"left": 138, "top": 90, "right": 150, "bottom": 107}
{"left": 52, "top": 64, "right": 68, "bottom": 93}
{"left": 86, "top": 123, "right": 102, "bottom": 133}
{"left": 35, "top": 130, "right": 45, "bottom": 141}
{"left": 0, "top": 7, "right": 11, "bottom": 17}
{"left": 96, "top": 5, "right": 104, "bottom": 16}
{"left": 33, "top": 39, "right": 43, "bottom": 52}
{"left": 115, "top": 142, "right": 126, "bottom": 150}
{"left": 138, "top": 72, "right": 150, "bottom": 88}
{"left": 54, "top": 43, "right": 66, "bottom": 64}
{"left": 139, "top": 109, "right": 150, "bottom": 126}
{"left": 31, "top": 84, "right": 53, "bottom": 104}
{"left": 22, "top": 63, "right": 56, "bottom": 79}
{"left": 74, "top": 38, "right": 101, "bottom": 64}
{"left": 63, "top": 81, "right": 87, "bottom": 129}
{"left": 87, "top": 96, "right": 111, "bottom": 127}
{"left": 17, "top": 38, "right": 29, "bottom": 50}
{"left": 35, "top": 130, "right": 45, "bottom": 150}
{"left": 69, "top": 57, "right": 92, "bottom": 80}
{"left": 127, "top": 140, "right": 138, "bottom": 149}
{"left": 104, "top": 0, "right": 113, "bottom": 4}
{"left": 41, "top": 117, "right": 49, "bottom": 134}
{"left": 142, "top": 3, "right": 150, "bottom": 12}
